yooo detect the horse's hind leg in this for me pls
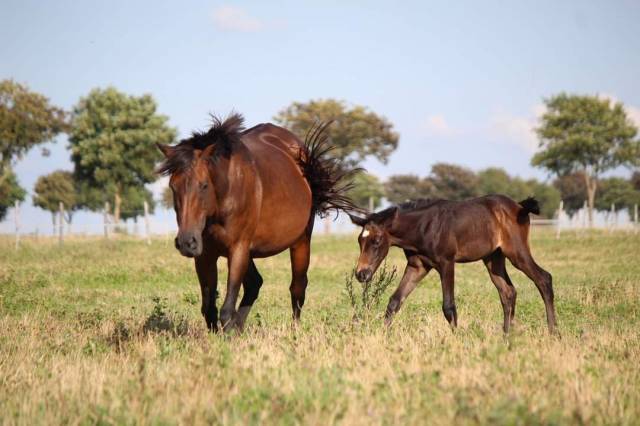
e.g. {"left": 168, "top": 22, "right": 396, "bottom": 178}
{"left": 483, "top": 250, "right": 517, "bottom": 333}
{"left": 236, "top": 259, "right": 263, "bottom": 329}
{"left": 504, "top": 241, "right": 557, "bottom": 334}
{"left": 289, "top": 235, "right": 311, "bottom": 322}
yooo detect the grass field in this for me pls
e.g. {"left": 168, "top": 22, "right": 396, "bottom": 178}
{"left": 1, "top": 230, "right": 639, "bottom": 425}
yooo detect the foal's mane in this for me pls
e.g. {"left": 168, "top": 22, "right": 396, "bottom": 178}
{"left": 157, "top": 113, "right": 245, "bottom": 176}
{"left": 369, "top": 198, "right": 443, "bottom": 223}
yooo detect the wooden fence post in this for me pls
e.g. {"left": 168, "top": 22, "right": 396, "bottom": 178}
{"left": 609, "top": 203, "right": 615, "bottom": 233}
{"left": 556, "top": 200, "right": 563, "bottom": 239}
{"left": 104, "top": 202, "right": 110, "bottom": 239}
{"left": 634, "top": 204, "right": 638, "bottom": 235}
{"left": 14, "top": 200, "right": 20, "bottom": 250}
{"left": 58, "top": 202, "right": 64, "bottom": 245}
{"left": 144, "top": 200, "right": 151, "bottom": 245}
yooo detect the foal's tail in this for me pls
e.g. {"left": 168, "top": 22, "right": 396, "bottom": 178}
{"left": 300, "top": 122, "right": 362, "bottom": 218}
{"left": 517, "top": 197, "right": 540, "bottom": 223}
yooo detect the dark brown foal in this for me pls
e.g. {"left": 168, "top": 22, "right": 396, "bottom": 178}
{"left": 349, "top": 195, "right": 557, "bottom": 334}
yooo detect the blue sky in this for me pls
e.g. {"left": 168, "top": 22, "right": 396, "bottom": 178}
{"left": 1, "top": 0, "right": 639, "bottom": 233}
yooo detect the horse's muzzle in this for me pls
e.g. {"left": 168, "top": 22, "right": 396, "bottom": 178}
{"left": 356, "top": 268, "right": 373, "bottom": 283}
{"left": 175, "top": 233, "right": 202, "bottom": 258}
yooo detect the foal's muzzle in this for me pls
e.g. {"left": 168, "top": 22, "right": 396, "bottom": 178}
{"left": 175, "top": 232, "right": 202, "bottom": 257}
{"left": 356, "top": 268, "right": 373, "bottom": 283}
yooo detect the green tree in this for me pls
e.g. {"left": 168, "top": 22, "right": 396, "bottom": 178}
{"left": 0, "top": 80, "right": 67, "bottom": 218}
{"left": 631, "top": 171, "right": 640, "bottom": 191}
{"left": 0, "top": 168, "right": 26, "bottom": 221}
{"left": 595, "top": 177, "right": 640, "bottom": 214}
{"left": 347, "top": 172, "right": 385, "bottom": 211}
{"left": 430, "top": 163, "right": 479, "bottom": 200}
{"left": 532, "top": 94, "right": 639, "bottom": 225}
{"left": 69, "top": 87, "right": 176, "bottom": 223}
{"left": 477, "top": 167, "right": 513, "bottom": 196}
{"left": 274, "top": 99, "right": 399, "bottom": 168}
{"left": 384, "top": 174, "right": 436, "bottom": 204}
{"left": 120, "top": 186, "right": 155, "bottom": 222}
{"left": 161, "top": 185, "right": 173, "bottom": 209}
{"left": 553, "top": 172, "right": 587, "bottom": 215}
{"left": 32, "top": 170, "right": 78, "bottom": 229}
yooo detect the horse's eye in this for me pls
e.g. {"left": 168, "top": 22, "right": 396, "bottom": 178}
{"left": 199, "top": 182, "right": 208, "bottom": 191}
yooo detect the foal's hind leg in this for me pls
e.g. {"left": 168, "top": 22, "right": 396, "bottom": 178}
{"left": 289, "top": 235, "right": 311, "bottom": 322}
{"left": 438, "top": 261, "right": 458, "bottom": 328}
{"left": 504, "top": 242, "right": 557, "bottom": 334}
{"left": 236, "top": 259, "right": 263, "bottom": 329}
{"left": 483, "top": 250, "right": 517, "bottom": 333}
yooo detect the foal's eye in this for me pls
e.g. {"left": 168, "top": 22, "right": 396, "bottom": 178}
{"left": 372, "top": 236, "right": 382, "bottom": 246}
{"left": 199, "top": 182, "right": 208, "bottom": 191}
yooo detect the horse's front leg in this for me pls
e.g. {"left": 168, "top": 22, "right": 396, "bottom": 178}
{"left": 220, "top": 244, "right": 250, "bottom": 332}
{"left": 195, "top": 254, "right": 219, "bottom": 332}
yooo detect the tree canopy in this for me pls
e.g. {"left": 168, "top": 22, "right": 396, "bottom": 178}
{"left": 532, "top": 94, "right": 639, "bottom": 224}
{"left": 0, "top": 168, "right": 26, "bottom": 221}
{"left": 384, "top": 174, "right": 435, "bottom": 204}
{"left": 274, "top": 99, "right": 399, "bottom": 169}
{"left": 32, "top": 170, "right": 78, "bottom": 224}
{"left": 594, "top": 177, "right": 640, "bottom": 214}
{"left": 0, "top": 79, "right": 67, "bottom": 171}
{"left": 347, "top": 172, "right": 385, "bottom": 211}
{"left": 69, "top": 87, "right": 176, "bottom": 223}
{"left": 429, "top": 163, "right": 479, "bottom": 200}
{"left": 0, "top": 80, "right": 66, "bottom": 220}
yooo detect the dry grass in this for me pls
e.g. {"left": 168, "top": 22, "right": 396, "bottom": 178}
{"left": 0, "top": 230, "right": 639, "bottom": 425}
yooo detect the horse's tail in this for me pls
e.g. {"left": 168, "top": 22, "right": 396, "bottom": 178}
{"left": 517, "top": 197, "right": 540, "bottom": 223}
{"left": 300, "top": 122, "right": 362, "bottom": 218}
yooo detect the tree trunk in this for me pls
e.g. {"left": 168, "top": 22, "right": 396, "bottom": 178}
{"left": 583, "top": 173, "right": 597, "bottom": 228}
{"left": 114, "top": 190, "right": 122, "bottom": 225}
{"left": 51, "top": 212, "right": 57, "bottom": 235}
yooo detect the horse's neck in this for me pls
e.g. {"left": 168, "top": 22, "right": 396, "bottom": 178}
{"left": 388, "top": 212, "right": 424, "bottom": 251}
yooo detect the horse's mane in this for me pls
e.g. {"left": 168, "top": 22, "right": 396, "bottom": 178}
{"left": 157, "top": 113, "right": 245, "bottom": 176}
{"left": 368, "top": 198, "right": 443, "bottom": 223}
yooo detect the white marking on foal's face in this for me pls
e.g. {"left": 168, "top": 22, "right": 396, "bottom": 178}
{"left": 362, "top": 229, "right": 370, "bottom": 238}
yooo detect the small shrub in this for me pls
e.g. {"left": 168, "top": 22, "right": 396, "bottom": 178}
{"left": 345, "top": 262, "right": 397, "bottom": 321}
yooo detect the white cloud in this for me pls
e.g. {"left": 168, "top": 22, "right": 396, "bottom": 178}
{"left": 489, "top": 105, "right": 543, "bottom": 153}
{"left": 212, "top": 6, "right": 265, "bottom": 32}
{"left": 422, "top": 114, "right": 455, "bottom": 136}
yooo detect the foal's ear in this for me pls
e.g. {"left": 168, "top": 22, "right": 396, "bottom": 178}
{"left": 375, "top": 207, "right": 398, "bottom": 225}
{"left": 157, "top": 143, "right": 174, "bottom": 158}
{"left": 348, "top": 213, "right": 369, "bottom": 227}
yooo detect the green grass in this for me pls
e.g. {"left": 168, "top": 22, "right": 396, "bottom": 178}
{"left": 0, "top": 230, "right": 639, "bottom": 425}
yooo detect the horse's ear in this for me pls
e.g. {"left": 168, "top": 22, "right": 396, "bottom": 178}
{"left": 157, "top": 143, "right": 174, "bottom": 158}
{"left": 348, "top": 213, "right": 368, "bottom": 227}
{"left": 202, "top": 144, "right": 216, "bottom": 159}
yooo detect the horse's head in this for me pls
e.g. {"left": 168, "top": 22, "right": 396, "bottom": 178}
{"left": 157, "top": 143, "right": 219, "bottom": 257}
{"left": 348, "top": 207, "right": 398, "bottom": 282}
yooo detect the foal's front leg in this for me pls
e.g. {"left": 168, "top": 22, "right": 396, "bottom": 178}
{"left": 385, "top": 253, "right": 429, "bottom": 327}
{"left": 438, "top": 261, "right": 458, "bottom": 328}
{"left": 219, "top": 244, "right": 250, "bottom": 332}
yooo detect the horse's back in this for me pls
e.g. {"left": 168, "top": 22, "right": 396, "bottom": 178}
{"left": 240, "top": 124, "right": 312, "bottom": 256}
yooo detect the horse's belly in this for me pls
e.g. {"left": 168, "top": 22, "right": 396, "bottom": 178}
{"left": 250, "top": 178, "right": 312, "bottom": 256}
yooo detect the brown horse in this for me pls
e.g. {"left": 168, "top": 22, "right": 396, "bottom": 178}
{"left": 348, "top": 195, "right": 557, "bottom": 334}
{"left": 157, "top": 114, "right": 355, "bottom": 332}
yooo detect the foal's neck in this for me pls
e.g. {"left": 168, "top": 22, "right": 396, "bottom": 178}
{"left": 388, "top": 212, "right": 424, "bottom": 252}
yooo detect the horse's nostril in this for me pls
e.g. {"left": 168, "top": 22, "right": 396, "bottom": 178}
{"left": 188, "top": 237, "right": 197, "bottom": 249}
{"left": 174, "top": 237, "right": 180, "bottom": 249}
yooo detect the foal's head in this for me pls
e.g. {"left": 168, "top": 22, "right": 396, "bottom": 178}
{"left": 348, "top": 207, "right": 398, "bottom": 282}
{"left": 157, "top": 114, "right": 244, "bottom": 257}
